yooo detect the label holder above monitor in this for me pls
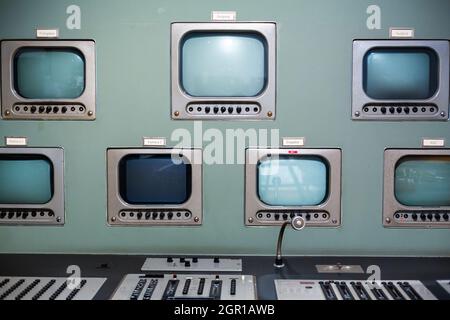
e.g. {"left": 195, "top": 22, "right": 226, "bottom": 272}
{"left": 171, "top": 22, "right": 277, "bottom": 120}
{"left": 352, "top": 40, "right": 449, "bottom": 121}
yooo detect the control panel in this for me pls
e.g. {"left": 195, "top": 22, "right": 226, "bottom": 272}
{"left": 0, "top": 209, "right": 57, "bottom": 224}
{"left": 141, "top": 257, "right": 242, "bottom": 272}
{"left": 186, "top": 104, "right": 261, "bottom": 117}
{"left": 111, "top": 274, "right": 256, "bottom": 300}
{"left": 437, "top": 280, "right": 450, "bottom": 295}
{"left": 0, "top": 276, "right": 106, "bottom": 300}
{"left": 275, "top": 280, "right": 436, "bottom": 300}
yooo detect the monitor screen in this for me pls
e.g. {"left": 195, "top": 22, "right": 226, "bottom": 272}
{"left": 363, "top": 48, "right": 438, "bottom": 99}
{"left": 395, "top": 156, "right": 450, "bottom": 206}
{"left": 257, "top": 156, "right": 328, "bottom": 206}
{"left": 14, "top": 47, "right": 85, "bottom": 99}
{"left": 119, "top": 154, "right": 191, "bottom": 205}
{"left": 0, "top": 155, "right": 53, "bottom": 204}
{"left": 180, "top": 32, "right": 267, "bottom": 97}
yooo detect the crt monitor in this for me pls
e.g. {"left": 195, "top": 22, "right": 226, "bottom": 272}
{"left": 171, "top": 22, "right": 276, "bottom": 120}
{"left": 1, "top": 40, "right": 96, "bottom": 120}
{"left": 245, "top": 148, "right": 341, "bottom": 227}
{"left": 0, "top": 147, "right": 64, "bottom": 225}
{"left": 383, "top": 149, "right": 450, "bottom": 228}
{"left": 352, "top": 40, "right": 449, "bottom": 120}
{"left": 107, "top": 148, "right": 202, "bottom": 226}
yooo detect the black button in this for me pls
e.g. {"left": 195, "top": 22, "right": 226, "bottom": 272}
{"left": 168, "top": 212, "right": 173, "bottom": 220}
{"left": 412, "top": 213, "right": 417, "bottom": 221}
{"left": 205, "top": 107, "right": 210, "bottom": 113}
{"left": 396, "top": 107, "right": 402, "bottom": 113}
{"left": 160, "top": 212, "right": 165, "bottom": 219}
{"left": 412, "top": 107, "right": 418, "bottom": 113}
{"left": 420, "top": 213, "right": 426, "bottom": 221}
{"left": 220, "top": 106, "right": 226, "bottom": 113}
{"left": 192, "top": 257, "right": 198, "bottom": 263}
{"left": 39, "top": 106, "right": 45, "bottom": 113}
{"left": 305, "top": 213, "right": 311, "bottom": 221}
{"left": 167, "top": 257, "right": 173, "bottom": 263}
{"left": 137, "top": 212, "right": 142, "bottom": 219}
{"left": 180, "top": 257, "right": 185, "bottom": 262}
{"left": 443, "top": 214, "right": 449, "bottom": 221}
{"left": 228, "top": 107, "right": 233, "bottom": 113}
{"left": 46, "top": 106, "right": 52, "bottom": 113}
{"left": 213, "top": 257, "right": 220, "bottom": 263}
{"left": 389, "top": 107, "right": 395, "bottom": 114}
{"left": 380, "top": 107, "right": 386, "bottom": 114}
{"left": 404, "top": 107, "right": 410, "bottom": 114}
{"left": 61, "top": 107, "right": 67, "bottom": 113}
{"left": 213, "top": 107, "right": 219, "bottom": 114}
{"left": 427, "top": 213, "right": 433, "bottom": 220}
{"left": 282, "top": 214, "right": 288, "bottom": 220}
{"left": 152, "top": 212, "right": 158, "bottom": 219}
{"left": 53, "top": 107, "right": 58, "bottom": 113}
{"left": 435, "top": 214, "right": 440, "bottom": 221}
{"left": 145, "top": 212, "right": 150, "bottom": 220}
{"left": 274, "top": 214, "right": 280, "bottom": 220}
{"left": 236, "top": 107, "right": 242, "bottom": 113}
{"left": 184, "top": 261, "right": 191, "bottom": 267}
{"left": 30, "top": 106, "right": 36, "bottom": 113}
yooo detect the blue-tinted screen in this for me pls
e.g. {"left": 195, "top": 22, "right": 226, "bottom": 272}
{"left": 363, "top": 48, "right": 438, "bottom": 99}
{"left": 14, "top": 48, "right": 85, "bottom": 99}
{"left": 258, "top": 156, "right": 328, "bottom": 206}
{"left": 181, "top": 32, "right": 267, "bottom": 97}
{"left": 119, "top": 154, "right": 191, "bottom": 204}
{"left": 395, "top": 156, "right": 450, "bottom": 206}
{"left": 0, "top": 155, "right": 53, "bottom": 204}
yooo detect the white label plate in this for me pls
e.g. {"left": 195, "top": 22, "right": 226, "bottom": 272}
{"left": 422, "top": 138, "right": 445, "bottom": 148}
{"left": 5, "top": 137, "right": 28, "bottom": 146}
{"left": 36, "top": 29, "right": 59, "bottom": 38}
{"left": 143, "top": 137, "right": 166, "bottom": 147}
{"left": 282, "top": 137, "right": 305, "bottom": 147}
{"left": 211, "top": 11, "right": 237, "bottom": 21}
{"left": 389, "top": 28, "right": 414, "bottom": 38}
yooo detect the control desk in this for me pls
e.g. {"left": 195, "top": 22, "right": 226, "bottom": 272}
{"left": 0, "top": 254, "right": 449, "bottom": 300}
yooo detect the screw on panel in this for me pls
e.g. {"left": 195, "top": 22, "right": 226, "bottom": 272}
{"left": 354, "top": 111, "right": 360, "bottom": 117}
{"left": 4, "top": 110, "right": 10, "bottom": 116}
{"left": 174, "top": 111, "right": 180, "bottom": 117}
{"left": 248, "top": 217, "right": 254, "bottom": 223}
{"left": 385, "top": 217, "right": 391, "bottom": 224}
{"left": 267, "top": 111, "right": 273, "bottom": 117}
{"left": 111, "top": 217, "right": 116, "bottom": 222}
{"left": 332, "top": 219, "right": 337, "bottom": 224}
{"left": 56, "top": 217, "right": 61, "bottom": 223}
{"left": 440, "top": 111, "right": 446, "bottom": 117}
{"left": 88, "top": 111, "right": 94, "bottom": 116}
{"left": 194, "top": 216, "right": 199, "bottom": 223}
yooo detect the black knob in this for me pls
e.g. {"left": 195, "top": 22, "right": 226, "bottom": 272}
{"left": 167, "top": 257, "right": 173, "bottom": 263}
{"left": 180, "top": 257, "right": 185, "bottom": 263}
{"left": 52, "top": 107, "right": 58, "bottom": 113}
{"left": 168, "top": 212, "right": 173, "bottom": 220}
{"left": 39, "top": 106, "right": 45, "bottom": 113}
{"left": 184, "top": 261, "right": 191, "bottom": 267}
{"left": 137, "top": 212, "right": 142, "bottom": 219}
{"left": 192, "top": 257, "right": 198, "bottom": 263}
{"left": 46, "top": 106, "right": 52, "bottom": 113}
{"left": 412, "top": 107, "right": 418, "bottom": 113}
{"left": 30, "top": 106, "right": 36, "bottom": 113}
{"left": 159, "top": 212, "right": 165, "bottom": 219}
{"left": 404, "top": 107, "right": 410, "bottom": 114}
{"left": 61, "top": 106, "right": 67, "bottom": 113}
{"left": 290, "top": 213, "right": 295, "bottom": 219}
{"left": 381, "top": 107, "right": 386, "bottom": 114}
{"left": 236, "top": 107, "right": 242, "bottom": 113}
{"left": 205, "top": 107, "right": 210, "bottom": 113}
{"left": 152, "top": 212, "right": 158, "bottom": 219}
{"left": 420, "top": 213, "right": 426, "bottom": 221}
{"left": 282, "top": 214, "right": 288, "bottom": 220}
{"left": 228, "top": 107, "right": 233, "bottom": 113}
{"left": 22, "top": 212, "right": 28, "bottom": 219}
{"left": 396, "top": 107, "right": 402, "bottom": 113}
{"left": 220, "top": 106, "right": 226, "bottom": 113}
{"left": 435, "top": 214, "right": 440, "bottom": 221}
{"left": 213, "top": 257, "right": 220, "bottom": 263}
{"left": 427, "top": 213, "right": 433, "bottom": 220}
{"left": 145, "top": 212, "right": 151, "bottom": 220}
{"left": 213, "top": 107, "right": 219, "bottom": 114}
{"left": 0, "top": 212, "right": 5, "bottom": 219}
{"left": 389, "top": 107, "right": 395, "bottom": 114}
{"left": 443, "top": 214, "right": 449, "bottom": 221}
{"left": 274, "top": 214, "right": 280, "bottom": 220}
{"left": 305, "top": 213, "right": 311, "bottom": 221}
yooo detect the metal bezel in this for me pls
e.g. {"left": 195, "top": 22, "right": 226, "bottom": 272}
{"left": 171, "top": 22, "right": 276, "bottom": 120}
{"left": 383, "top": 148, "right": 450, "bottom": 228}
{"left": 1, "top": 40, "right": 96, "bottom": 120}
{"left": 0, "top": 147, "right": 64, "bottom": 225}
{"left": 352, "top": 40, "right": 449, "bottom": 121}
{"left": 245, "top": 148, "right": 342, "bottom": 227}
{"left": 106, "top": 148, "right": 202, "bottom": 226}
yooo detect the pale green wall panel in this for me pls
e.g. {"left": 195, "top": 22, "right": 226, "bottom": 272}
{"left": 0, "top": 0, "right": 449, "bottom": 255}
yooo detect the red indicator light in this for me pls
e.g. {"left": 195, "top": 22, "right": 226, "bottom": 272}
{"left": 288, "top": 150, "right": 298, "bottom": 154}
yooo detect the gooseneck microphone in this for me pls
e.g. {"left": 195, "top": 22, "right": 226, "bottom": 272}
{"left": 274, "top": 216, "right": 306, "bottom": 268}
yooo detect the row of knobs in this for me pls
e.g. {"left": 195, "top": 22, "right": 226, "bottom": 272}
{"left": 166, "top": 257, "right": 220, "bottom": 267}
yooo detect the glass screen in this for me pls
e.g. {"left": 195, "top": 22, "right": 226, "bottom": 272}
{"left": 0, "top": 155, "right": 53, "bottom": 204}
{"left": 119, "top": 154, "right": 191, "bottom": 205}
{"left": 14, "top": 47, "right": 85, "bottom": 99}
{"left": 395, "top": 156, "right": 450, "bottom": 206}
{"left": 258, "top": 156, "right": 328, "bottom": 206}
{"left": 363, "top": 48, "right": 438, "bottom": 99}
{"left": 181, "top": 32, "right": 267, "bottom": 97}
